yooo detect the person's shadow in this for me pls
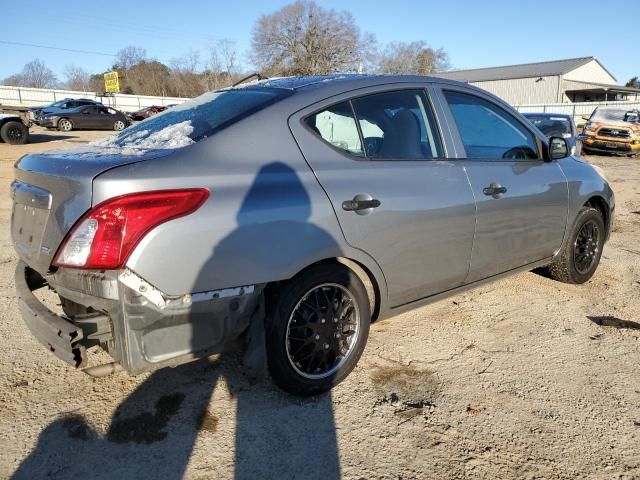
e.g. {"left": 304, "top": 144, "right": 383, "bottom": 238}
{"left": 12, "top": 163, "right": 342, "bottom": 479}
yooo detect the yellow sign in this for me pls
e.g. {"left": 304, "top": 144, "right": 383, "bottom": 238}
{"left": 104, "top": 71, "right": 120, "bottom": 93}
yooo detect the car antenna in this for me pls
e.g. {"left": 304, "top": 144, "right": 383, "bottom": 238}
{"left": 232, "top": 73, "right": 265, "bottom": 87}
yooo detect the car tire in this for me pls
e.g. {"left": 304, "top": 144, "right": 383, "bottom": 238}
{"left": 547, "top": 206, "right": 605, "bottom": 284}
{"left": 0, "top": 121, "right": 29, "bottom": 145}
{"left": 266, "top": 263, "right": 370, "bottom": 396}
{"left": 57, "top": 118, "right": 73, "bottom": 132}
{"left": 113, "top": 120, "right": 126, "bottom": 131}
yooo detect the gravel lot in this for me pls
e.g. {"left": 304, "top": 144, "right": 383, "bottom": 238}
{"left": 1, "top": 127, "right": 639, "bottom": 479}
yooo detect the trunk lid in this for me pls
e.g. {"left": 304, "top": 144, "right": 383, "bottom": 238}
{"left": 11, "top": 149, "right": 173, "bottom": 274}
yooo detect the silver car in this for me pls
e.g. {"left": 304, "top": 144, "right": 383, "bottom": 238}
{"left": 11, "top": 75, "right": 614, "bottom": 396}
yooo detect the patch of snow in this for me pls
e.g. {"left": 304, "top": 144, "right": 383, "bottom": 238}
{"left": 57, "top": 121, "right": 195, "bottom": 157}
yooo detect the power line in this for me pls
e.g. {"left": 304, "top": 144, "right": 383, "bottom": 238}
{"left": 0, "top": 40, "right": 116, "bottom": 57}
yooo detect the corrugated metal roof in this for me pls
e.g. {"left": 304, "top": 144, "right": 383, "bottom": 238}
{"left": 433, "top": 57, "right": 597, "bottom": 82}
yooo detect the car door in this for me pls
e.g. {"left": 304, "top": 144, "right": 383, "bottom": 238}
{"left": 290, "top": 86, "right": 476, "bottom": 307}
{"left": 96, "top": 107, "right": 116, "bottom": 129}
{"left": 76, "top": 106, "right": 98, "bottom": 129}
{"left": 435, "top": 87, "right": 568, "bottom": 283}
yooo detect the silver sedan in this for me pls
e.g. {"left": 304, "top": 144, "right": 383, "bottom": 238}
{"left": 11, "top": 74, "right": 614, "bottom": 395}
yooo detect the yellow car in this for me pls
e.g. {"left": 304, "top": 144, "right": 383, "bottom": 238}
{"left": 581, "top": 107, "right": 640, "bottom": 156}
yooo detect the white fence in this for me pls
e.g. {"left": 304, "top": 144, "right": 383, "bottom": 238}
{"left": 2, "top": 84, "right": 638, "bottom": 123}
{"left": 0, "top": 85, "right": 188, "bottom": 112}
{"left": 514, "top": 100, "right": 640, "bottom": 125}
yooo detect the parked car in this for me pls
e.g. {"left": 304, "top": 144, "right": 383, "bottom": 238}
{"left": 37, "top": 105, "right": 130, "bottom": 131}
{"left": 0, "top": 105, "right": 31, "bottom": 144}
{"left": 128, "top": 105, "right": 168, "bottom": 121}
{"left": 31, "top": 98, "right": 103, "bottom": 119}
{"left": 523, "top": 113, "right": 581, "bottom": 156}
{"left": 580, "top": 107, "right": 640, "bottom": 156}
{"left": 12, "top": 75, "right": 614, "bottom": 396}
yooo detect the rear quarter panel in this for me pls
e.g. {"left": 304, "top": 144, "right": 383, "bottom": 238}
{"left": 92, "top": 105, "right": 385, "bottom": 297}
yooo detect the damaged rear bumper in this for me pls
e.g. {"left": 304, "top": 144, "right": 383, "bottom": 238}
{"left": 15, "top": 261, "right": 264, "bottom": 375}
{"left": 15, "top": 261, "right": 89, "bottom": 368}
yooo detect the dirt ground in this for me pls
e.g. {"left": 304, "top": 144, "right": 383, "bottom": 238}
{"left": 0, "top": 127, "right": 639, "bottom": 479}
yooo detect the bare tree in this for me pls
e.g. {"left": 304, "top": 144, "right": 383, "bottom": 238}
{"left": 2, "top": 59, "right": 58, "bottom": 88}
{"left": 205, "top": 39, "right": 240, "bottom": 90}
{"left": 376, "top": 41, "right": 450, "bottom": 75}
{"left": 63, "top": 65, "right": 91, "bottom": 91}
{"left": 2, "top": 73, "right": 26, "bottom": 87}
{"left": 114, "top": 46, "right": 147, "bottom": 70}
{"left": 171, "top": 50, "right": 206, "bottom": 97}
{"left": 250, "top": 0, "right": 374, "bottom": 76}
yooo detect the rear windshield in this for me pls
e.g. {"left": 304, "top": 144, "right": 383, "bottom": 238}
{"left": 97, "top": 88, "right": 291, "bottom": 154}
{"left": 525, "top": 116, "right": 572, "bottom": 137}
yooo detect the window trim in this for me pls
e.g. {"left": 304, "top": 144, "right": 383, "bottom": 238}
{"left": 441, "top": 88, "right": 545, "bottom": 162}
{"left": 302, "top": 87, "right": 447, "bottom": 162}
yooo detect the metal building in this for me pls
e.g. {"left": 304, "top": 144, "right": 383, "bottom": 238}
{"left": 434, "top": 57, "right": 640, "bottom": 105}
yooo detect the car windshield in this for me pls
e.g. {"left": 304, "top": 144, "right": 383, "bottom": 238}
{"left": 100, "top": 88, "right": 291, "bottom": 152}
{"left": 591, "top": 108, "right": 640, "bottom": 125}
{"left": 525, "top": 115, "right": 572, "bottom": 137}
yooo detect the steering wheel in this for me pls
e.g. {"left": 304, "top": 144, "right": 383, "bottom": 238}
{"left": 502, "top": 146, "right": 534, "bottom": 160}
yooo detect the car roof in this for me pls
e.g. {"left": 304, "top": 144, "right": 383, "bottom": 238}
{"left": 229, "top": 73, "right": 511, "bottom": 111}
{"left": 242, "top": 73, "right": 464, "bottom": 91}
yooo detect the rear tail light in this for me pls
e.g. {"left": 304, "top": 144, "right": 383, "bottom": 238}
{"left": 53, "top": 189, "right": 209, "bottom": 270}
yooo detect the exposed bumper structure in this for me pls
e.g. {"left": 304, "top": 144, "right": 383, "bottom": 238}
{"left": 15, "top": 261, "right": 88, "bottom": 368}
{"left": 15, "top": 261, "right": 264, "bottom": 375}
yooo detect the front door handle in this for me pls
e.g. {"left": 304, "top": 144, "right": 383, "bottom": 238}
{"left": 483, "top": 182, "right": 507, "bottom": 198}
{"left": 342, "top": 194, "right": 381, "bottom": 215}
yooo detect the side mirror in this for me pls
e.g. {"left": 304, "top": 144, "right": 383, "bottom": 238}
{"left": 581, "top": 114, "right": 591, "bottom": 121}
{"left": 549, "top": 136, "right": 569, "bottom": 160}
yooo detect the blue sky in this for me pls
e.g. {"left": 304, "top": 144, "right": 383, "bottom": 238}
{"left": 1, "top": 0, "right": 635, "bottom": 84}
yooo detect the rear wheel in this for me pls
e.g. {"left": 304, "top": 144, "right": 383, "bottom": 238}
{"left": 58, "top": 118, "right": 73, "bottom": 132}
{"left": 266, "top": 264, "right": 370, "bottom": 396}
{"left": 547, "top": 206, "right": 605, "bottom": 284}
{"left": 0, "top": 121, "right": 28, "bottom": 145}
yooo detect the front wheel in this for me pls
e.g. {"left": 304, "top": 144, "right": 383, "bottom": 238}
{"left": 266, "top": 264, "right": 370, "bottom": 396}
{"left": 547, "top": 206, "right": 605, "bottom": 284}
{"left": 58, "top": 118, "right": 73, "bottom": 132}
{"left": 113, "top": 120, "right": 126, "bottom": 131}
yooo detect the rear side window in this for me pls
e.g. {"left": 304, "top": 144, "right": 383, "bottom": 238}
{"left": 305, "top": 101, "right": 364, "bottom": 157}
{"left": 306, "top": 89, "right": 443, "bottom": 160}
{"left": 444, "top": 90, "right": 539, "bottom": 160}
{"left": 103, "top": 88, "right": 291, "bottom": 150}
{"left": 352, "top": 90, "right": 443, "bottom": 159}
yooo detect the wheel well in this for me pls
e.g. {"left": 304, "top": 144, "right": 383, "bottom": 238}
{"left": 265, "top": 257, "right": 381, "bottom": 322}
{"left": 583, "top": 196, "right": 610, "bottom": 234}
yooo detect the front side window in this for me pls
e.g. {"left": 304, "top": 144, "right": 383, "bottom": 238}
{"left": 444, "top": 90, "right": 539, "bottom": 160}
{"left": 305, "top": 101, "right": 364, "bottom": 156}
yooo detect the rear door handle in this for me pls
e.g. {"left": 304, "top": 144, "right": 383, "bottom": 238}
{"left": 342, "top": 194, "right": 381, "bottom": 215}
{"left": 342, "top": 199, "right": 381, "bottom": 211}
{"left": 482, "top": 183, "right": 507, "bottom": 198}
